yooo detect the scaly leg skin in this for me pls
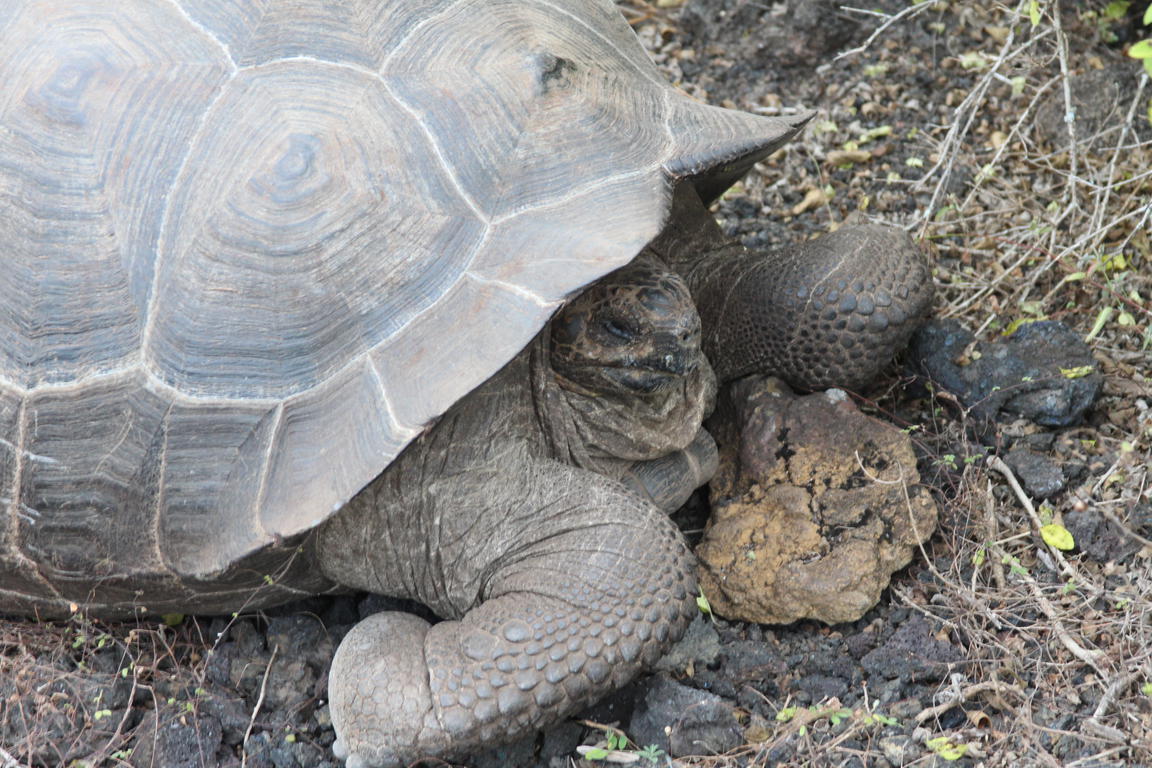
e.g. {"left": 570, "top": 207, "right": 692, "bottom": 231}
{"left": 617, "top": 427, "right": 718, "bottom": 513}
{"left": 692, "top": 222, "right": 935, "bottom": 390}
{"left": 654, "top": 186, "right": 935, "bottom": 391}
{"left": 323, "top": 460, "right": 696, "bottom": 768}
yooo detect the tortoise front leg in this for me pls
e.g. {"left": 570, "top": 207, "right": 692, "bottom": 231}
{"left": 656, "top": 186, "right": 934, "bottom": 391}
{"left": 689, "top": 223, "right": 934, "bottom": 390}
{"left": 318, "top": 459, "right": 695, "bottom": 768}
{"left": 617, "top": 427, "right": 718, "bottom": 513}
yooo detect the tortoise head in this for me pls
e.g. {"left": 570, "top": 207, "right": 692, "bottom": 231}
{"left": 550, "top": 255, "right": 703, "bottom": 396}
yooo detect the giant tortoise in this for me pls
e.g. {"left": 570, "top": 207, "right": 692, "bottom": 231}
{"left": 0, "top": 1, "right": 933, "bottom": 765}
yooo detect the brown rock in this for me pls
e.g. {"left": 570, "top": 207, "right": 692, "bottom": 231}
{"left": 696, "top": 376, "right": 937, "bottom": 625}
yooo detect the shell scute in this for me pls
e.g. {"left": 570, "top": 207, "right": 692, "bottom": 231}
{"left": 0, "top": 0, "right": 232, "bottom": 388}
{"left": 145, "top": 60, "right": 482, "bottom": 400}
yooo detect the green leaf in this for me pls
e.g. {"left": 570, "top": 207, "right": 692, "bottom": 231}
{"left": 161, "top": 613, "right": 185, "bottom": 627}
{"left": 695, "top": 588, "right": 712, "bottom": 616}
{"left": 1130, "top": 39, "right": 1152, "bottom": 59}
{"left": 859, "top": 125, "right": 892, "bottom": 143}
{"left": 1085, "top": 306, "right": 1113, "bottom": 341}
{"left": 959, "top": 51, "right": 988, "bottom": 70}
{"left": 1004, "top": 316, "right": 1043, "bottom": 335}
{"left": 1029, "top": 0, "right": 1041, "bottom": 26}
{"left": 583, "top": 747, "right": 609, "bottom": 761}
{"left": 1145, "top": 2, "right": 1152, "bottom": 24}
{"left": 1104, "top": 1, "right": 1132, "bottom": 20}
{"left": 1060, "top": 365, "right": 1094, "bottom": 378}
{"left": 776, "top": 706, "right": 799, "bottom": 723}
{"left": 927, "top": 736, "right": 969, "bottom": 761}
{"left": 1041, "top": 524, "right": 1075, "bottom": 551}
{"left": 1142, "top": 682, "right": 1152, "bottom": 696}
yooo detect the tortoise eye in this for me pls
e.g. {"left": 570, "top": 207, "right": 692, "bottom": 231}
{"left": 602, "top": 319, "right": 636, "bottom": 342}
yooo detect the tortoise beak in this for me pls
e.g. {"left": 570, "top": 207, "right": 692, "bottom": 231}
{"left": 642, "top": 333, "right": 698, "bottom": 376}
{"left": 602, "top": 334, "right": 702, "bottom": 393}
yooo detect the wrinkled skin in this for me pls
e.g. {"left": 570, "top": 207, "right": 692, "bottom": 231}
{"left": 314, "top": 188, "right": 934, "bottom": 767}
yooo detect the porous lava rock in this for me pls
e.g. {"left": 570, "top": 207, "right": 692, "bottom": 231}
{"left": 629, "top": 675, "right": 743, "bottom": 758}
{"left": 1004, "top": 447, "right": 1067, "bottom": 499}
{"left": 696, "top": 376, "right": 938, "bottom": 625}
{"left": 1035, "top": 61, "right": 1143, "bottom": 151}
{"left": 907, "top": 319, "right": 1102, "bottom": 427}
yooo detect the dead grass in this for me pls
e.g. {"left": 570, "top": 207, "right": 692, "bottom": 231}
{"left": 0, "top": 614, "right": 216, "bottom": 767}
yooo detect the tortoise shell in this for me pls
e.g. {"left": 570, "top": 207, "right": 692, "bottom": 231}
{"left": 0, "top": 0, "right": 803, "bottom": 597}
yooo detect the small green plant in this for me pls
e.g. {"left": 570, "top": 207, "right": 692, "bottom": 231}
{"left": 636, "top": 744, "right": 666, "bottom": 763}
{"left": 972, "top": 545, "right": 987, "bottom": 567}
{"left": 1001, "top": 553, "right": 1030, "bottom": 577}
{"left": 935, "top": 454, "right": 958, "bottom": 470}
{"left": 927, "top": 735, "right": 969, "bottom": 761}
{"left": 862, "top": 711, "right": 901, "bottom": 727}
{"left": 827, "top": 707, "right": 853, "bottom": 726}
{"left": 775, "top": 705, "right": 800, "bottom": 723}
{"left": 577, "top": 727, "right": 665, "bottom": 765}
{"left": 1127, "top": 3, "right": 1152, "bottom": 123}
{"left": 695, "top": 587, "right": 714, "bottom": 621}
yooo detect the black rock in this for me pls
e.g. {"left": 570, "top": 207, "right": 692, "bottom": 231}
{"left": 654, "top": 614, "right": 721, "bottom": 674}
{"left": 1065, "top": 502, "right": 1151, "bottom": 564}
{"left": 692, "top": 638, "right": 787, "bottom": 699}
{"left": 861, "top": 616, "right": 965, "bottom": 682}
{"left": 131, "top": 711, "right": 223, "bottom": 768}
{"left": 198, "top": 692, "right": 251, "bottom": 746}
{"left": 1035, "top": 63, "right": 1145, "bottom": 151}
{"left": 266, "top": 615, "right": 333, "bottom": 672}
{"left": 845, "top": 629, "right": 881, "bottom": 660}
{"left": 908, "top": 319, "right": 1102, "bottom": 427}
{"left": 794, "top": 673, "right": 850, "bottom": 702}
{"left": 629, "top": 674, "right": 743, "bottom": 757}
{"left": 1005, "top": 448, "right": 1067, "bottom": 499}
{"left": 468, "top": 733, "right": 538, "bottom": 768}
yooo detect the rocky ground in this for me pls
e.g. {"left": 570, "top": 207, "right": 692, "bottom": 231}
{"left": 3, "top": 1, "right": 1151, "bottom": 767}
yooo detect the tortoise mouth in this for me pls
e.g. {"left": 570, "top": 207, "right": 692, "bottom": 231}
{"left": 600, "top": 366, "right": 679, "bottom": 394}
{"left": 598, "top": 354, "right": 698, "bottom": 394}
